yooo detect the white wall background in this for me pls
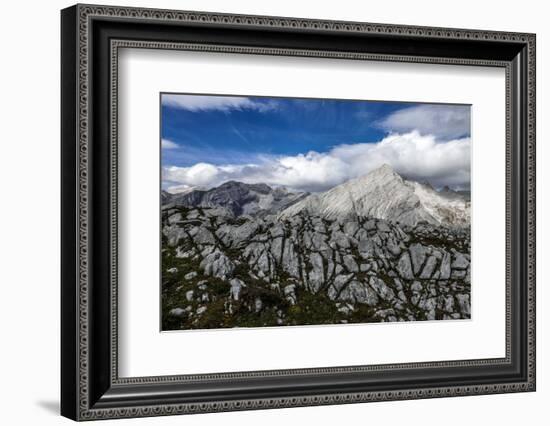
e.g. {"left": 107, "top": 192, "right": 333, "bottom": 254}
{"left": 0, "top": 0, "right": 546, "bottom": 424}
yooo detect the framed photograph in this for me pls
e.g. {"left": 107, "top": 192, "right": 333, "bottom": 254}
{"left": 61, "top": 4, "right": 536, "bottom": 421}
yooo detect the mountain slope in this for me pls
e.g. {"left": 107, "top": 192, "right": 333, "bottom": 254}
{"left": 166, "top": 181, "right": 308, "bottom": 217}
{"left": 279, "top": 164, "right": 470, "bottom": 227}
{"left": 161, "top": 190, "right": 172, "bottom": 205}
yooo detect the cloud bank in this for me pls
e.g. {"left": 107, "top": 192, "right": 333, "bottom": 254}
{"left": 162, "top": 94, "right": 278, "bottom": 113}
{"left": 163, "top": 131, "right": 470, "bottom": 193}
{"left": 378, "top": 104, "right": 471, "bottom": 140}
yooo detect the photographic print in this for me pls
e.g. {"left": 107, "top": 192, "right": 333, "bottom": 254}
{"left": 161, "top": 94, "right": 471, "bottom": 331}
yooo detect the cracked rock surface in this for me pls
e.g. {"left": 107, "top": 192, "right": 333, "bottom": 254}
{"left": 162, "top": 206, "right": 470, "bottom": 330}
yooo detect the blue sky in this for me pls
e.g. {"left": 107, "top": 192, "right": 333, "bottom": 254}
{"left": 161, "top": 94, "right": 471, "bottom": 193}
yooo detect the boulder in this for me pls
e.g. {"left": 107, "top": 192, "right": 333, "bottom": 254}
{"left": 229, "top": 278, "right": 245, "bottom": 301}
{"left": 409, "top": 243, "right": 430, "bottom": 275}
{"left": 419, "top": 255, "right": 437, "bottom": 279}
{"left": 369, "top": 276, "right": 395, "bottom": 301}
{"left": 184, "top": 271, "right": 197, "bottom": 280}
{"left": 439, "top": 251, "right": 451, "bottom": 279}
{"left": 169, "top": 308, "right": 186, "bottom": 317}
{"left": 307, "top": 252, "right": 325, "bottom": 293}
{"left": 342, "top": 254, "right": 359, "bottom": 272}
{"left": 396, "top": 252, "right": 414, "bottom": 280}
{"left": 451, "top": 250, "right": 469, "bottom": 269}
{"left": 281, "top": 240, "right": 300, "bottom": 278}
{"left": 200, "top": 250, "right": 235, "bottom": 279}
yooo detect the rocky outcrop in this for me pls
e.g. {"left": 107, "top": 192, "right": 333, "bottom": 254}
{"left": 161, "top": 204, "right": 471, "bottom": 330}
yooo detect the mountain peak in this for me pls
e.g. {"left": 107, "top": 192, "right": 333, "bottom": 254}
{"left": 346, "top": 164, "right": 401, "bottom": 188}
{"left": 368, "top": 163, "right": 396, "bottom": 177}
{"left": 377, "top": 163, "right": 394, "bottom": 172}
{"left": 367, "top": 163, "right": 402, "bottom": 180}
{"left": 279, "top": 165, "right": 470, "bottom": 227}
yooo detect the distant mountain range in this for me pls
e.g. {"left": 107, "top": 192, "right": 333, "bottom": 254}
{"left": 162, "top": 164, "right": 470, "bottom": 227}
{"left": 162, "top": 181, "right": 308, "bottom": 217}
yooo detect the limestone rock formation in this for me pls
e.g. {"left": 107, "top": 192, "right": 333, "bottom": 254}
{"left": 162, "top": 205, "right": 471, "bottom": 329}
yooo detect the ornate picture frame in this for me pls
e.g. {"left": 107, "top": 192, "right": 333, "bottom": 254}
{"left": 61, "top": 4, "right": 535, "bottom": 421}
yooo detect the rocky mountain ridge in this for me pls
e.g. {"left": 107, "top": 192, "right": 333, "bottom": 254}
{"left": 278, "top": 164, "right": 470, "bottom": 227}
{"left": 163, "top": 165, "right": 470, "bottom": 228}
{"left": 163, "top": 180, "right": 308, "bottom": 217}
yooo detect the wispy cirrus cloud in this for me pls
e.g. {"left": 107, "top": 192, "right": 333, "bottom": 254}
{"left": 377, "top": 104, "right": 471, "bottom": 140}
{"left": 162, "top": 131, "right": 471, "bottom": 193}
{"left": 161, "top": 94, "right": 279, "bottom": 113}
{"left": 161, "top": 138, "right": 179, "bottom": 150}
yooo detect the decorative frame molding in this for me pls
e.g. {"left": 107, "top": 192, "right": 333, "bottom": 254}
{"left": 61, "top": 4, "right": 535, "bottom": 421}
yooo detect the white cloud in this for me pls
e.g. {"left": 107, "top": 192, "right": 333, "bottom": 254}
{"left": 162, "top": 131, "right": 470, "bottom": 193}
{"left": 378, "top": 104, "right": 471, "bottom": 140}
{"left": 162, "top": 94, "right": 278, "bottom": 113}
{"left": 161, "top": 139, "right": 179, "bottom": 149}
{"left": 165, "top": 184, "right": 201, "bottom": 195}
{"left": 165, "top": 162, "right": 221, "bottom": 187}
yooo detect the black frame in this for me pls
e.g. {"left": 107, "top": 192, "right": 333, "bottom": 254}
{"left": 61, "top": 4, "right": 536, "bottom": 421}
